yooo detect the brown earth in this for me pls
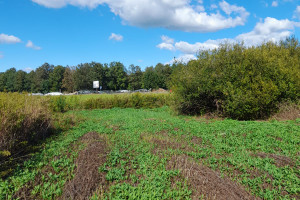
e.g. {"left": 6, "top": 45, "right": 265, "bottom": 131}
{"left": 167, "top": 155, "right": 260, "bottom": 200}
{"left": 191, "top": 136, "right": 203, "bottom": 145}
{"left": 254, "top": 152, "right": 294, "bottom": 168}
{"left": 151, "top": 88, "right": 168, "bottom": 93}
{"left": 60, "top": 132, "right": 109, "bottom": 200}
{"left": 151, "top": 137, "right": 195, "bottom": 155}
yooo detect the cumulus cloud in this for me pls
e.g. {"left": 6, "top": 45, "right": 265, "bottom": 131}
{"left": 175, "top": 40, "right": 224, "bottom": 54}
{"left": 158, "top": 17, "right": 300, "bottom": 62}
{"left": 293, "top": 6, "right": 300, "bottom": 19}
{"left": 236, "top": 17, "right": 300, "bottom": 46}
{"left": 271, "top": 1, "right": 278, "bottom": 7}
{"left": 166, "top": 54, "right": 197, "bottom": 65}
{"left": 26, "top": 40, "right": 42, "bottom": 50}
{"left": 0, "top": 34, "right": 21, "bottom": 44}
{"left": 32, "top": 0, "right": 249, "bottom": 32}
{"left": 109, "top": 33, "right": 123, "bottom": 41}
{"left": 174, "top": 54, "right": 197, "bottom": 63}
{"left": 156, "top": 35, "right": 175, "bottom": 50}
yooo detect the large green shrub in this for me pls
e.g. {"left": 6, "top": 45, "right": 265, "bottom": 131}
{"left": 170, "top": 38, "right": 300, "bottom": 120}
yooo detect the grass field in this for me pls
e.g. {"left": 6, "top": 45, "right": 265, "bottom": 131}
{"left": 1, "top": 107, "right": 299, "bottom": 199}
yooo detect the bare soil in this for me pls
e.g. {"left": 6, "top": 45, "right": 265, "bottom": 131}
{"left": 167, "top": 155, "right": 260, "bottom": 200}
{"left": 151, "top": 137, "right": 194, "bottom": 155}
{"left": 191, "top": 136, "right": 203, "bottom": 145}
{"left": 60, "top": 132, "right": 109, "bottom": 200}
{"left": 255, "top": 152, "right": 294, "bottom": 168}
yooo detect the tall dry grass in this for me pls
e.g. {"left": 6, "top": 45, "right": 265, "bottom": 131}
{"left": 55, "top": 93, "right": 172, "bottom": 111}
{"left": 270, "top": 101, "right": 300, "bottom": 121}
{"left": 0, "top": 93, "right": 52, "bottom": 159}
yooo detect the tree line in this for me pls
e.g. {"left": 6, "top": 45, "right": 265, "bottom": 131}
{"left": 0, "top": 62, "right": 174, "bottom": 93}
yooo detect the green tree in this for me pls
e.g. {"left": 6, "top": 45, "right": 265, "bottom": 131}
{"left": 4, "top": 68, "right": 17, "bottom": 92}
{"left": 107, "top": 62, "right": 127, "bottom": 90}
{"left": 49, "top": 65, "right": 65, "bottom": 92}
{"left": 74, "top": 63, "right": 94, "bottom": 90}
{"left": 34, "top": 63, "right": 54, "bottom": 93}
{"left": 62, "top": 66, "right": 75, "bottom": 93}
{"left": 15, "top": 70, "right": 27, "bottom": 92}
{"left": 154, "top": 63, "right": 173, "bottom": 89}
{"left": 142, "top": 66, "right": 159, "bottom": 90}
{"left": 26, "top": 71, "right": 36, "bottom": 92}
{"left": 128, "top": 64, "right": 143, "bottom": 90}
{"left": 90, "top": 62, "right": 108, "bottom": 90}
{"left": 0, "top": 73, "right": 5, "bottom": 92}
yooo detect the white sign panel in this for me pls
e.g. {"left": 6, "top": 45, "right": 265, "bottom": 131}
{"left": 93, "top": 81, "right": 99, "bottom": 89}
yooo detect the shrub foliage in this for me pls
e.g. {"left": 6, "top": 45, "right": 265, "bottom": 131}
{"left": 170, "top": 38, "right": 300, "bottom": 120}
{"left": 50, "top": 93, "right": 171, "bottom": 111}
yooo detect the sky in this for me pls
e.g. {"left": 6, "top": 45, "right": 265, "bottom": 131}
{"left": 0, "top": 0, "right": 300, "bottom": 72}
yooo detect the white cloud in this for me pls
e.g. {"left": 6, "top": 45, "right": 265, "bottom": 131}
{"left": 167, "top": 54, "right": 197, "bottom": 64}
{"left": 161, "top": 35, "right": 174, "bottom": 44}
{"left": 157, "top": 43, "right": 175, "bottom": 51}
{"left": 109, "top": 33, "right": 123, "bottom": 41}
{"left": 0, "top": 52, "right": 3, "bottom": 59}
{"left": 32, "top": 0, "right": 249, "bottom": 32}
{"left": 210, "top": 4, "right": 218, "bottom": 9}
{"left": 175, "top": 40, "right": 222, "bottom": 54}
{"left": 26, "top": 40, "right": 42, "bottom": 50}
{"left": 293, "top": 6, "right": 300, "bottom": 19}
{"left": 236, "top": 17, "right": 300, "bottom": 46}
{"left": 31, "top": 0, "right": 103, "bottom": 9}
{"left": 0, "top": 34, "right": 21, "bottom": 44}
{"left": 271, "top": 1, "right": 278, "bottom": 7}
{"left": 23, "top": 67, "right": 34, "bottom": 73}
{"left": 157, "top": 35, "right": 175, "bottom": 50}
{"left": 175, "top": 54, "right": 197, "bottom": 63}
{"left": 158, "top": 17, "right": 300, "bottom": 57}
{"left": 195, "top": 5, "right": 205, "bottom": 12}
{"left": 219, "top": 0, "right": 247, "bottom": 16}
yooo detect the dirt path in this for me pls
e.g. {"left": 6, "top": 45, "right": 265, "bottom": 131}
{"left": 60, "top": 132, "right": 109, "bottom": 200}
{"left": 167, "top": 155, "right": 260, "bottom": 200}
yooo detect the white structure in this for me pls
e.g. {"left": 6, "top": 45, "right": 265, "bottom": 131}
{"left": 45, "top": 92, "right": 63, "bottom": 96}
{"left": 93, "top": 81, "right": 99, "bottom": 89}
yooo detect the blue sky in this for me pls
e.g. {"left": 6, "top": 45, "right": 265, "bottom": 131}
{"left": 0, "top": 0, "right": 300, "bottom": 72}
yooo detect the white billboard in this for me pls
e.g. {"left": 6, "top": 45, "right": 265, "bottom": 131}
{"left": 93, "top": 81, "right": 99, "bottom": 89}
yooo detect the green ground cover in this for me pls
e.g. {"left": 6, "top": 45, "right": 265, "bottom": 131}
{"left": 1, "top": 107, "right": 299, "bottom": 199}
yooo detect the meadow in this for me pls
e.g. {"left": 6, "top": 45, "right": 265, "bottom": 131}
{"left": 0, "top": 93, "right": 299, "bottom": 199}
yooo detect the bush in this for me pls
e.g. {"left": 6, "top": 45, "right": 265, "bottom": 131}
{"left": 80, "top": 93, "right": 171, "bottom": 110}
{"left": 0, "top": 93, "right": 52, "bottom": 159}
{"left": 48, "top": 96, "right": 67, "bottom": 112}
{"left": 170, "top": 38, "right": 300, "bottom": 120}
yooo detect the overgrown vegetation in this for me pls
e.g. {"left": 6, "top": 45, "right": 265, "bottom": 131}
{"left": 1, "top": 36, "right": 300, "bottom": 199}
{"left": 1, "top": 108, "right": 299, "bottom": 199}
{"left": 171, "top": 37, "right": 300, "bottom": 120}
{"left": 0, "top": 93, "right": 52, "bottom": 160}
{"left": 47, "top": 93, "right": 171, "bottom": 112}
